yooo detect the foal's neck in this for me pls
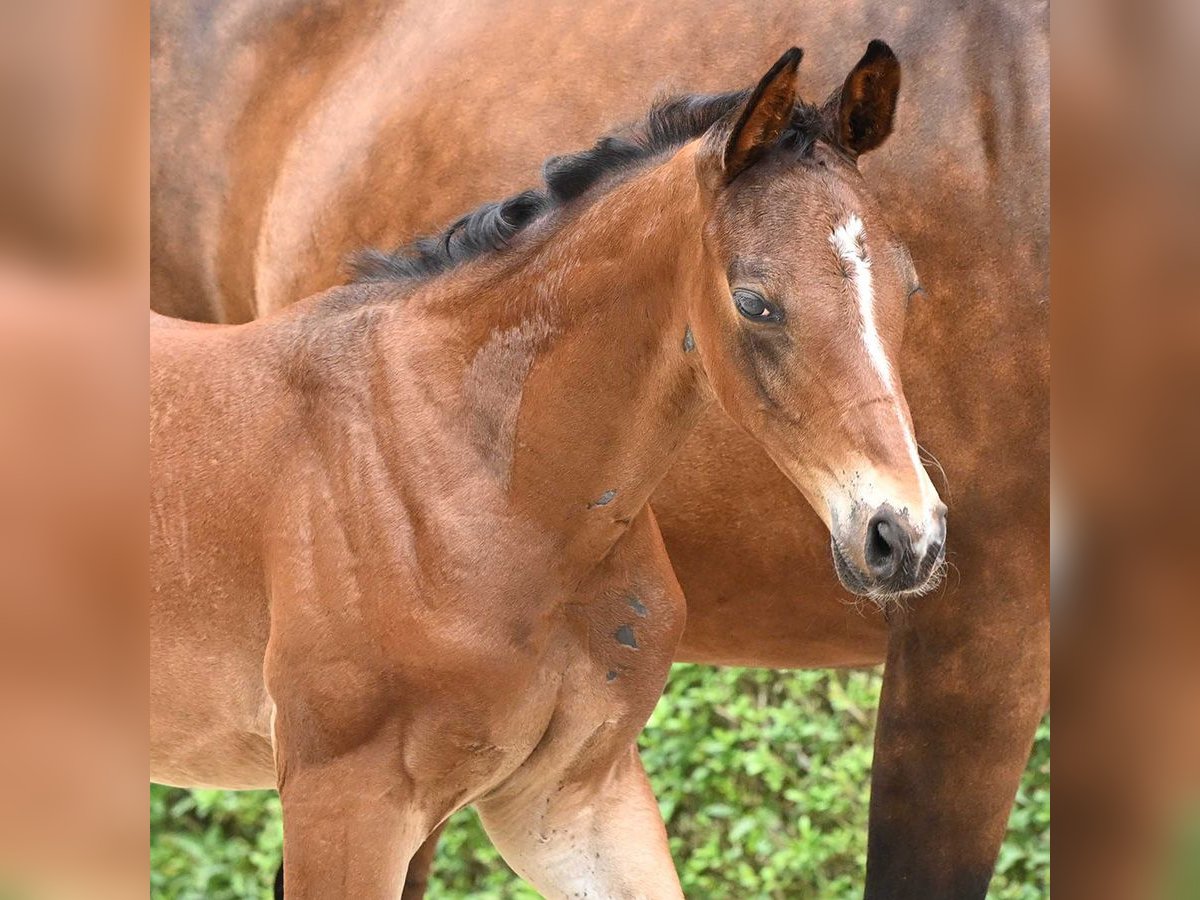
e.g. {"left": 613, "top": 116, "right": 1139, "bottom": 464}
{"left": 435, "top": 150, "right": 713, "bottom": 564}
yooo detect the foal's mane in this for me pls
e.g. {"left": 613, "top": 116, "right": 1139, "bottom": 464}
{"left": 350, "top": 90, "right": 826, "bottom": 284}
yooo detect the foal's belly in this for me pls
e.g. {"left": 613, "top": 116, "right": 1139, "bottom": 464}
{"left": 149, "top": 638, "right": 277, "bottom": 789}
{"left": 151, "top": 728, "right": 276, "bottom": 790}
{"left": 150, "top": 572, "right": 277, "bottom": 789}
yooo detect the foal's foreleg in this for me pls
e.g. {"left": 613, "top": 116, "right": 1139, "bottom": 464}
{"left": 271, "top": 819, "right": 444, "bottom": 900}
{"left": 478, "top": 745, "right": 682, "bottom": 900}
{"left": 276, "top": 752, "right": 434, "bottom": 900}
{"left": 400, "top": 820, "right": 446, "bottom": 900}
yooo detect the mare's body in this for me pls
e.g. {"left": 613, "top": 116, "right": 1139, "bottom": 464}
{"left": 151, "top": 1, "right": 1049, "bottom": 893}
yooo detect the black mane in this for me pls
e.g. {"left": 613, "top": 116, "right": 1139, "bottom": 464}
{"left": 350, "top": 91, "right": 825, "bottom": 284}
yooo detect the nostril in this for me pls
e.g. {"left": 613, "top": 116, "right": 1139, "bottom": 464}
{"left": 865, "top": 513, "right": 899, "bottom": 576}
{"left": 872, "top": 520, "right": 893, "bottom": 555}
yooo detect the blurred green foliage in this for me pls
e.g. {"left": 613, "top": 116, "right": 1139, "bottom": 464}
{"left": 150, "top": 666, "right": 1049, "bottom": 899}
{"left": 150, "top": 785, "right": 282, "bottom": 899}
{"left": 1165, "top": 804, "right": 1200, "bottom": 900}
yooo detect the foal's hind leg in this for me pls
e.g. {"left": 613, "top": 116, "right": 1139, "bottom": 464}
{"left": 478, "top": 745, "right": 682, "bottom": 899}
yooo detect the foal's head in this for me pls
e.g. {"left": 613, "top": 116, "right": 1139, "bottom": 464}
{"left": 354, "top": 42, "right": 945, "bottom": 601}
{"left": 683, "top": 44, "right": 946, "bottom": 601}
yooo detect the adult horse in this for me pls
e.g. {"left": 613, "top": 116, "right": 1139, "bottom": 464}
{"left": 151, "top": 0, "right": 1049, "bottom": 895}
{"left": 153, "top": 46, "right": 948, "bottom": 897}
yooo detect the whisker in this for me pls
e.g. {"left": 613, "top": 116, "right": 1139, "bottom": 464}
{"left": 917, "top": 442, "right": 952, "bottom": 502}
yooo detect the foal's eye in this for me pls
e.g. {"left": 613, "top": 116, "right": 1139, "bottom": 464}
{"left": 733, "top": 289, "right": 781, "bottom": 323}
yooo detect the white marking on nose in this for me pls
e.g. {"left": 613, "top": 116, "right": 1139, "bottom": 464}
{"left": 831, "top": 215, "right": 939, "bottom": 533}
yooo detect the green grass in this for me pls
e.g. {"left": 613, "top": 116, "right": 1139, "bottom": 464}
{"left": 150, "top": 666, "right": 1050, "bottom": 899}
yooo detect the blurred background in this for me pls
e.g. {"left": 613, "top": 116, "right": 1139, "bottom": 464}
{"left": 1053, "top": 0, "right": 1200, "bottom": 897}
{"left": 1, "top": 0, "right": 1198, "bottom": 896}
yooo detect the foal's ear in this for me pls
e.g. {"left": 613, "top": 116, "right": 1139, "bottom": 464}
{"left": 704, "top": 47, "right": 803, "bottom": 185}
{"left": 823, "top": 39, "right": 901, "bottom": 157}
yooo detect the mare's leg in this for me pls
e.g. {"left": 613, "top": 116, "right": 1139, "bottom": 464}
{"left": 477, "top": 745, "right": 682, "bottom": 900}
{"left": 864, "top": 573, "right": 1049, "bottom": 897}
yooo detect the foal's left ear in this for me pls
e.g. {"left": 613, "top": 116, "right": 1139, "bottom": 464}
{"left": 824, "top": 39, "right": 901, "bottom": 157}
{"left": 704, "top": 47, "right": 803, "bottom": 185}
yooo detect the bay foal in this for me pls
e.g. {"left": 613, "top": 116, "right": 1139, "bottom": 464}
{"left": 151, "top": 45, "right": 944, "bottom": 896}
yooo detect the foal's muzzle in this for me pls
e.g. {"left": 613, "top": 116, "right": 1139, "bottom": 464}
{"left": 831, "top": 503, "right": 947, "bottom": 600}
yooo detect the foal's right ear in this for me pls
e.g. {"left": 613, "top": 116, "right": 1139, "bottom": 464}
{"left": 700, "top": 47, "right": 803, "bottom": 187}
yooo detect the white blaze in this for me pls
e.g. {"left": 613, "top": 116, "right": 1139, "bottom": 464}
{"left": 830, "top": 214, "right": 892, "bottom": 389}
{"left": 829, "top": 215, "right": 939, "bottom": 539}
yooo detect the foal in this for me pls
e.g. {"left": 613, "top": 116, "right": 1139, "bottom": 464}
{"left": 151, "top": 44, "right": 944, "bottom": 897}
